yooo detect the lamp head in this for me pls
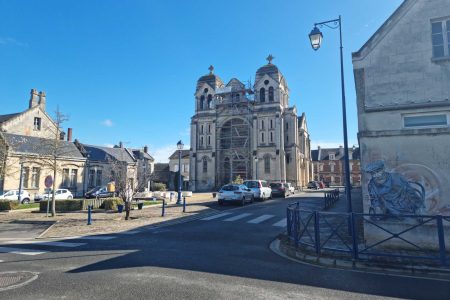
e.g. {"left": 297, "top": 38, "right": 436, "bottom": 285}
{"left": 177, "top": 140, "right": 184, "bottom": 150}
{"left": 309, "top": 26, "right": 323, "bottom": 51}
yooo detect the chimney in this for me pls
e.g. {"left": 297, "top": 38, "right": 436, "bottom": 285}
{"left": 144, "top": 145, "right": 148, "bottom": 153}
{"left": 38, "top": 91, "right": 46, "bottom": 110}
{"left": 29, "top": 89, "right": 39, "bottom": 108}
{"left": 339, "top": 145, "right": 344, "bottom": 156}
{"left": 67, "top": 128, "right": 73, "bottom": 142}
{"left": 119, "top": 141, "right": 123, "bottom": 148}
{"left": 60, "top": 131, "right": 66, "bottom": 140}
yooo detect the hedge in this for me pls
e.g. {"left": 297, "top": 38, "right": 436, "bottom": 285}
{"left": 152, "top": 183, "right": 167, "bottom": 191}
{"left": 0, "top": 200, "right": 20, "bottom": 211}
{"left": 39, "top": 200, "right": 83, "bottom": 212}
{"left": 101, "top": 198, "right": 124, "bottom": 211}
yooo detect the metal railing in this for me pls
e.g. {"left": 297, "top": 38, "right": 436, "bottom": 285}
{"left": 287, "top": 202, "right": 450, "bottom": 267}
{"left": 323, "top": 189, "right": 340, "bottom": 210}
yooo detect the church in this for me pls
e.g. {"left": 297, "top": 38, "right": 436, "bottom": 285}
{"left": 189, "top": 57, "right": 313, "bottom": 191}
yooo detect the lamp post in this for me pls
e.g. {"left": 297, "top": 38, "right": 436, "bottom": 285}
{"left": 176, "top": 140, "right": 184, "bottom": 205}
{"left": 309, "top": 15, "right": 352, "bottom": 213}
{"left": 18, "top": 156, "right": 25, "bottom": 203}
{"left": 254, "top": 156, "right": 258, "bottom": 179}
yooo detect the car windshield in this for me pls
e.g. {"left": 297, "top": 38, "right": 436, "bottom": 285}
{"left": 270, "top": 183, "right": 282, "bottom": 188}
{"left": 2, "top": 191, "right": 15, "bottom": 196}
{"left": 87, "top": 187, "right": 101, "bottom": 193}
{"left": 244, "top": 181, "right": 258, "bottom": 188}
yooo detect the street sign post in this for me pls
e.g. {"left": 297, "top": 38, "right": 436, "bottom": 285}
{"left": 45, "top": 175, "right": 53, "bottom": 217}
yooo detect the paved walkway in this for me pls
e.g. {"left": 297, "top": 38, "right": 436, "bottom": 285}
{"left": 0, "top": 197, "right": 217, "bottom": 239}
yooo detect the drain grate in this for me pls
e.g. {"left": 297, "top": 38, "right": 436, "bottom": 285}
{"left": 0, "top": 272, "right": 38, "bottom": 291}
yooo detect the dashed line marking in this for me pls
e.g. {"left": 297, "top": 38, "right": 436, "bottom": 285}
{"left": 201, "top": 212, "right": 232, "bottom": 221}
{"left": 223, "top": 213, "right": 252, "bottom": 222}
{"left": 0, "top": 247, "right": 47, "bottom": 256}
{"left": 272, "top": 218, "right": 287, "bottom": 227}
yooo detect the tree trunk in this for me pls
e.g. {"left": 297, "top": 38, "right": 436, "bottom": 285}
{"left": 51, "top": 165, "right": 57, "bottom": 217}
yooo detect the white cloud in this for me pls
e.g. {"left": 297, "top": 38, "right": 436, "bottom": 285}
{"left": 0, "top": 37, "right": 27, "bottom": 47}
{"left": 149, "top": 145, "right": 177, "bottom": 163}
{"left": 101, "top": 119, "right": 114, "bottom": 127}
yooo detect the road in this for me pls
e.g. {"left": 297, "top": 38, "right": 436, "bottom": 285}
{"left": 0, "top": 193, "right": 449, "bottom": 299}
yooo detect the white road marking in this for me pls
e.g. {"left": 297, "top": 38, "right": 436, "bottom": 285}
{"left": 200, "top": 212, "right": 232, "bottom": 221}
{"left": 247, "top": 214, "right": 275, "bottom": 224}
{"left": 272, "top": 218, "right": 287, "bottom": 227}
{"left": 0, "top": 247, "right": 47, "bottom": 256}
{"left": 4, "top": 241, "right": 86, "bottom": 248}
{"left": 0, "top": 260, "right": 4, "bottom": 263}
{"left": 223, "top": 213, "right": 252, "bottom": 222}
{"left": 73, "top": 236, "right": 117, "bottom": 240}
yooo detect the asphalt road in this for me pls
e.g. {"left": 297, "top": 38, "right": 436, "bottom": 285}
{"left": 0, "top": 194, "right": 449, "bottom": 299}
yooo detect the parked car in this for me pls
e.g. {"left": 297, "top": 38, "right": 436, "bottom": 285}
{"left": 243, "top": 180, "right": 272, "bottom": 200}
{"left": 318, "top": 181, "right": 325, "bottom": 189}
{"left": 85, "top": 186, "right": 114, "bottom": 199}
{"left": 269, "top": 182, "right": 294, "bottom": 198}
{"left": 217, "top": 184, "right": 254, "bottom": 206}
{"left": 36, "top": 189, "right": 74, "bottom": 201}
{"left": 0, "top": 190, "right": 31, "bottom": 204}
{"left": 307, "top": 181, "right": 319, "bottom": 190}
{"left": 285, "top": 182, "right": 295, "bottom": 195}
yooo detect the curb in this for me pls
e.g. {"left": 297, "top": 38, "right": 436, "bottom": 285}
{"left": 270, "top": 238, "right": 450, "bottom": 281}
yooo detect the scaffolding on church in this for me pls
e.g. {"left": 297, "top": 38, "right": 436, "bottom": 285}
{"left": 214, "top": 79, "right": 255, "bottom": 188}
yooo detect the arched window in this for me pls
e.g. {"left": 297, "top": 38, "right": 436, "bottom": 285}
{"left": 203, "top": 157, "right": 208, "bottom": 173}
{"left": 200, "top": 95, "right": 205, "bottom": 110}
{"left": 260, "top": 88, "right": 265, "bottom": 102}
{"left": 261, "top": 132, "right": 265, "bottom": 143}
{"left": 235, "top": 93, "right": 240, "bottom": 101}
{"left": 268, "top": 87, "right": 274, "bottom": 102}
{"left": 207, "top": 94, "right": 213, "bottom": 109}
{"left": 264, "top": 155, "right": 271, "bottom": 173}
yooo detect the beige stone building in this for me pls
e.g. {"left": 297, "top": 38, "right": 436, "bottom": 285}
{"left": 0, "top": 89, "right": 86, "bottom": 198}
{"left": 190, "top": 58, "right": 312, "bottom": 191}
{"left": 352, "top": 0, "right": 450, "bottom": 217}
{"left": 168, "top": 149, "right": 190, "bottom": 190}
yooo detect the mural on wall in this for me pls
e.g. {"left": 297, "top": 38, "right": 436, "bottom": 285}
{"left": 364, "top": 160, "right": 426, "bottom": 216}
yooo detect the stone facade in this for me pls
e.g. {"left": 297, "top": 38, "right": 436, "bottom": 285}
{"left": 311, "top": 146, "right": 361, "bottom": 186}
{"left": 353, "top": 0, "right": 450, "bottom": 218}
{"left": 189, "top": 60, "right": 312, "bottom": 192}
{"left": 168, "top": 150, "right": 190, "bottom": 190}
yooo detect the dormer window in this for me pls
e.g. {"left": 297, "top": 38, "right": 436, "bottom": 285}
{"left": 268, "top": 87, "right": 274, "bottom": 102}
{"left": 260, "top": 88, "right": 266, "bottom": 102}
{"left": 34, "top": 117, "right": 41, "bottom": 130}
{"left": 329, "top": 153, "right": 335, "bottom": 160}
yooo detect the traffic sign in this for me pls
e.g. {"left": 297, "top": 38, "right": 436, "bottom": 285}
{"left": 44, "top": 175, "right": 53, "bottom": 188}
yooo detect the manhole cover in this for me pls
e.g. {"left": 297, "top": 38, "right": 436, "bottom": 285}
{"left": 0, "top": 272, "right": 38, "bottom": 291}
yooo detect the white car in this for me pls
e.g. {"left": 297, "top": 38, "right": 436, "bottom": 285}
{"left": 0, "top": 190, "right": 31, "bottom": 204}
{"left": 218, "top": 184, "right": 254, "bottom": 206}
{"left": 243, "top": 180, "right": 272, "bottom": 201}
{"left": 37, "top": 189, "right": 74, "bottom": 201}
{"left": 285, "top": 182, "right": 295, "bottom": 195}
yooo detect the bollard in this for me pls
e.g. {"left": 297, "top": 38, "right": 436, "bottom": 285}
{"left": 183, "top": 196, "right": 186, "bottom": 213}
{"left": 87, "top": 205, "right": 92, "bottom": 225}
{"left": 161, "top": 199, "right": 165, "bottom": 217}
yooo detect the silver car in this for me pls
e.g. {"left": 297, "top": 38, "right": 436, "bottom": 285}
{"left": 243, "top": 180, "right": 272, "bottom": 201}
{"left": 218, "top": 184, "right": 254, "bottom": 206}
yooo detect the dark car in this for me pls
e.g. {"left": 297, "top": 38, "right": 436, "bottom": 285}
{"left": 307, "top": 181, "right": 319, "bottom": 190}
{"left": 270, "top": 182, "right": 289, "bottom": 198}
{"left": 85, "top": 186, "right": 114, "bottom": 199}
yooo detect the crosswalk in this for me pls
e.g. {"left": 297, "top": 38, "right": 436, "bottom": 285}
{"left": 200, "top": 212, "right": 287, "bottom": 227}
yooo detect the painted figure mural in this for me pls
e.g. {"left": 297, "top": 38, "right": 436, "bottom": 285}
{"left": 365, "top": 160, "right": 425, "bottom": 216}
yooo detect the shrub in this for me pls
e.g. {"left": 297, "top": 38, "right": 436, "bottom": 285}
{"left": 0, "top": 200, "right": 20, "bottom": 211}
{"left": 152, "top": 183, "right": 167, "bottom": 191}
{"left": 39, "top": 200, "right": 83, "bottom": 212}
{"left": 102, "top": 197, "right": 124, "bottom": 211}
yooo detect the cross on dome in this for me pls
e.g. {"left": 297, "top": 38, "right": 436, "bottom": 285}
{"left": 208, "top": 65, "right": 214, "bottom": 74}
{"left": 266, "top": 54, "right": 274, "bottom": 64}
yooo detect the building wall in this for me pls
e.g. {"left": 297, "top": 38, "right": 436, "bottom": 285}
{"left": 353, "top": 0, "right": 450, "bottom": 216}
{"left": 1, "top": 106, "right": 57, "bottom": 139}
{"left": 2, "top": 154, "right": 85, "bottom": 198}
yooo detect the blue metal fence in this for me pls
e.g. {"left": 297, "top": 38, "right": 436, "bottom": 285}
{"left": 286, "top": 202, "right": 450, "bottom": 267}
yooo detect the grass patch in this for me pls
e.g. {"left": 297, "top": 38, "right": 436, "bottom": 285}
{"left": 18, "top": 203, "right": 40, "bottom": 209}
{"left": 143, "top": 200, "right": 162, "bottom": 206}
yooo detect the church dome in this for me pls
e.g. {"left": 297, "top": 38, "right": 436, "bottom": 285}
{"left": 196, "top": 65, "right": 224, "bottom": 92}
{"left": 255, "top": 55, "right": 284, "bottom": 84}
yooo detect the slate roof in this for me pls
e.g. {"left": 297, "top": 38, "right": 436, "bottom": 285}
{"left": 2, "top": 133, "right": 84, "bottom": 159}
{"left": 0, "top": 113, "right": 21, "bottom": 124}
{"left": 169, "top": 150, "right": 190, "bottom": 160}
{"left": 196, "top": 73, "right": 224, "bottom": 92}
{"left": 82, "top": 144, "right": 136, "bottom": 164}
{"left": 131, "top": 149, "right": 155, "bottom": 161}
{"left": 255, "top": 63, "right": 287, "bottom": 87}
{"left": 311, "top": 147, "right": 360, "bottom": 162}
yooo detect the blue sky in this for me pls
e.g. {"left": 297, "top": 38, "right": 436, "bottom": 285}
{"left": 0, "top": 0, "right": 403, "bottom": 162}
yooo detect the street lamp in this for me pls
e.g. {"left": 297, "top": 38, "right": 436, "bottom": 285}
{"left": 308, "top": 16, "right": 352, "bottom": 213}
{"left": 18, "top": 156, "right": 25, "bottom": 203}
{"left": 176, "top": 140, "right": 184, "bottom": 205}
{"left": 254, "top": 156, "right": 258, "bottom": 179}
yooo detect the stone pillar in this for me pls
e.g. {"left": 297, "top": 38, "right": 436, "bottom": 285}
{"left": 280, "top": 116, "right": 286, "bottom": 182}
{"left": 29, "top": 89, "right": 39, "bottom": 108}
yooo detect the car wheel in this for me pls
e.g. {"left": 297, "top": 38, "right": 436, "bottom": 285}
{"left": 250, "top": 195, "right": 254, "bottom": 203}
{"left": 241, "top": 197, "right": 245, "bottom": 206}
{"left": 67, "top": 196, "right": 73, "bottom": 200}
{"left": 21, "top": 198, "right": 30, "bottom": 204}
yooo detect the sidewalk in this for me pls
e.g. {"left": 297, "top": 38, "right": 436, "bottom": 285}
{"left": 0, "top": 196, "right": 217, "bottom": 239}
